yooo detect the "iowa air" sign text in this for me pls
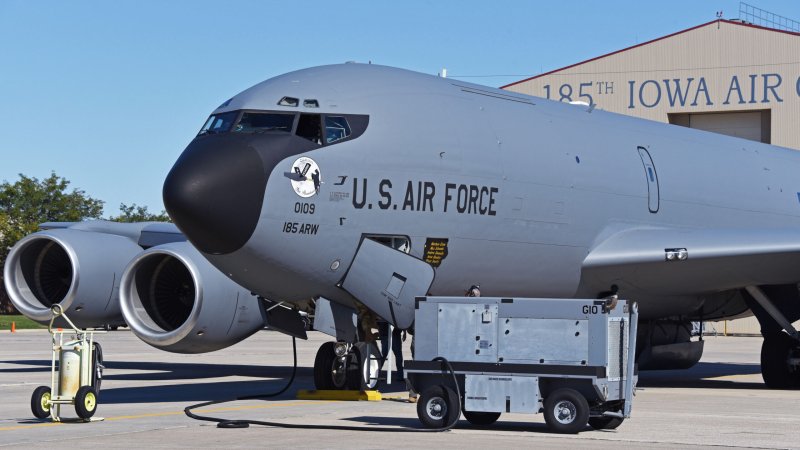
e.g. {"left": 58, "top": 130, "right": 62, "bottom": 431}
{"left": 540, "top": 73, "right": 799, "bottom": 109}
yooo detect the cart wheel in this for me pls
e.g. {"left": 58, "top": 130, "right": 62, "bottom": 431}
{"left": 588, "top": 416, "right": 624, "bottom": 430}
{"left": 75, "top": 386, "right": 98, "bottom": 419}
{"left": 463, "top": 411, "right": 501, "bottom": 426}
{"left": 31, "top": 386, "right": 52, "bottom": 419}
{"left": 543, "top": 388, "right": 589, "bottom": 434}
{"left": 417, "top": 385, "right": 460, "bottom": 428}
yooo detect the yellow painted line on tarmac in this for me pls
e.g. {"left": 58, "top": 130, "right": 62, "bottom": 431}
{"left": 0, "top": 421, "right": 62, "bottom": 431}
{"left": 0, "top": 400, "right": 332, "bottom": 431}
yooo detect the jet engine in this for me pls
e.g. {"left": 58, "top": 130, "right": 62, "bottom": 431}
{"left": 637, "top": 320, "right": 704, "bottom": 370}
{"left": 119, "top": 241, "right": 266, "bottom": 353}
{"left": 4, "top": 228, "right": 142, "bottom": 327}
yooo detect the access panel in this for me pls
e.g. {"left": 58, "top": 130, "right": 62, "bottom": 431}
{"left": 341, "top": 238, "right": 435, "bottom": 330}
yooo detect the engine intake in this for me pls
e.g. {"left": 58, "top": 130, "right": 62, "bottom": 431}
{"left": 4, "top": 229, "right": 142, "bottom": 327}
{"left": 120, "top": 241, "right": 266, "bottom": 353}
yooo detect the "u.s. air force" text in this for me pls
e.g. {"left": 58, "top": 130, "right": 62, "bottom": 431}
{"left": 351, "top": 178, "right": 498, "bottom": 216}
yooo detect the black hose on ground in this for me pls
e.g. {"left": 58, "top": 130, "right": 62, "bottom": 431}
{"left": 183, "top": 337, "right": 461, "bottom": 432}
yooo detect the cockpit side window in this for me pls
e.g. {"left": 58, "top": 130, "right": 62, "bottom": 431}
{"left": 325, "top": 116, "right": 351, "bottom": 144}
{"left": 296, "top": 114, "right": 322, "bottom": 145}
{"left": 198, "top": 111, "right": 238, "bottom": 136}
{"left": 234, "top": 112, "right": 294, "bottom": 133}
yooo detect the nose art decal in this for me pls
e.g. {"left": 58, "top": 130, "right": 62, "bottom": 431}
{"left": 288, "top": 156, "right": 321, "bottom": 197}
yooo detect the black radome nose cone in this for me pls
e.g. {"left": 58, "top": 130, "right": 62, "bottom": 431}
{"left": 163, "top": 135, "right": 267, "bottom": 255}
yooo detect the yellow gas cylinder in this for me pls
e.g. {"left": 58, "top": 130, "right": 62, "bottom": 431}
{"left": 59, "top": 339, "right": 83, "bottom": 398}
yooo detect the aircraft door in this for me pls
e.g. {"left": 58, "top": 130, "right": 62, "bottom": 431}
{"left": 340, "top": 238, "right": 434, "bottom": 330}
{"left": 637, "top": 146, "right": 660, "bottom": 213}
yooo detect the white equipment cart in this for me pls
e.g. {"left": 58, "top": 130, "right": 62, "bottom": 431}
{"left": 31, "top": 304, "right": 104, "bottom": 421}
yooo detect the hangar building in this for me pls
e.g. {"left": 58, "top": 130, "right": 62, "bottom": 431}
{"left": 502, "top": 16, "right": 800, "bottom": 151}
{"left": 502, "top": 10, "right": 800, "bottom": 334}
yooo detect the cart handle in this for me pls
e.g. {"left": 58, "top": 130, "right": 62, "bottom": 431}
{"left": 48, "top": 304, "right": 83, "bottom": 334}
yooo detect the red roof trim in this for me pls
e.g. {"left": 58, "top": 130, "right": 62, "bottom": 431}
{"left": 500, "top": 19, "right": 800, "bottom": 89}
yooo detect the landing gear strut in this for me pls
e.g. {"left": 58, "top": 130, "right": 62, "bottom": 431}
{"left": 745, "top": 286, "right": 800, "bottom": 389}
{"left": 313, "top": 341, "right": 380, "bottom": 391}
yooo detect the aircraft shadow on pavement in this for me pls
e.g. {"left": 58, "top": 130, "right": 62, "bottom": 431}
{"left": 2, "top": 360, "right": 769, "bottom": 401}
{"left": 0, "top": 360, "right": 51, "bottom": 374}
{"left": 343, "top": 416, "right": 566, "bottom": 433}
{"left": 638, "top": 362, "right": 764, "bottom": 389}
{"left": 1, "top": 359, "right": 316, "bottom": 404}
{"left": 100, "top": 379, "right": 315, "bottom": 404}
{"left": 0, "top": 359, "right": 311, "bottom": 381}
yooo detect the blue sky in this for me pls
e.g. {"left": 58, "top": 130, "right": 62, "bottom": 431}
{"left": 1, "top": 0, "right": 797, "bottom": 215}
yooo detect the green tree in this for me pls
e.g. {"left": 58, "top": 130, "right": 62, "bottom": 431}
{"left": 109, "top": 203, "right": 171, "bottom": 222}
{"left": 0, "top": 172, "right": 104, "bottom": 313}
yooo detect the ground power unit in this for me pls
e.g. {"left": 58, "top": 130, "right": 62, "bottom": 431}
{"left": 405, "top": 296, "right": 638, "bottom": 433}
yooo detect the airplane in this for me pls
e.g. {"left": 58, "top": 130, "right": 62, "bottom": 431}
{"left": 4, "top": 63, "right": 800, "bottom": 392}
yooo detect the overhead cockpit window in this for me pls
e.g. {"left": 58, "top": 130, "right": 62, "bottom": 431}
{"left": 296, "top": 114, "right": 322, "bottom": 144}
{"left": 234, "top": 112, "right": 294, "bottom": 133}
{"left": 303, "top": 99, "right": 319, "bottom": 108}
{"left": 325, "top": 116, "right": 351, "bottom": 144}
{"left": 278, "top": 96, "right": 299, "bottom": 107}
{"left": 198, "top": 111, "right": 238, "bottom": 136}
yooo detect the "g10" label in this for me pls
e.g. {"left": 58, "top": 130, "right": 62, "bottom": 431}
{"left": 582, "top": 305, "right": 600, "bottom": 315}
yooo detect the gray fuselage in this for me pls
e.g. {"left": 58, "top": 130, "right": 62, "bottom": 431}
{"left": 163, "top": 64, "right": 800, "bottom": 321}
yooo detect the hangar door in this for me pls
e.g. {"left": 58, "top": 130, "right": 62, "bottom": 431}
{"left": 668, "top": 110, "right": 770, "bottom": 144}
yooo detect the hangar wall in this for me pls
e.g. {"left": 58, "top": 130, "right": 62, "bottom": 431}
{"left": 503, "top": 19, "right": 800, "bottom": 335}
{"left": 503, "top": 19, "right": 800, "bottom": 151}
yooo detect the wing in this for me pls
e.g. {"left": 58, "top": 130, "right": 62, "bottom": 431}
{"left": 39, "top": 220, "right": 185, "bottom": 248}
{"left": 581, "top": 227, "right": 800, "bottom": 296}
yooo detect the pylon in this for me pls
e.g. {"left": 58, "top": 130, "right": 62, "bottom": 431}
{"left": 11, "top": 322, "right": 16, "bottom": 333}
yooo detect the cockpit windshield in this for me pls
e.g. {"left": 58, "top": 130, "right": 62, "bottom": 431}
{"left": 196, "top": 109, "right": 368, "bottom": 144}
{"left": 234, "top": 112, "right": 294, "bottom": 133}
{"left": 198, "top": 111, "right": 237, "bottom": 135}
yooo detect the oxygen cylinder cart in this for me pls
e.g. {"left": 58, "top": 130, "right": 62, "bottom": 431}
{"left": 30, "top": 304, "right": 104, "bottom": 422}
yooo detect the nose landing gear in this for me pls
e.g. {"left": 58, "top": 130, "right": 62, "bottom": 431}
{"left": 313, "top": 341, "right": 381, "bottom": 391}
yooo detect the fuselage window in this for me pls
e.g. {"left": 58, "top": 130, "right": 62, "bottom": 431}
{"left": 296, "top": 114, "right": 322, "bottom": 144}
{"left": 325, "top": 116, "right": 351, "bottom": 144}
{"left": 198, "top": 111, "right": 238, "bottom": 136}
{"left": 234, "top": 112, "right": 294, "bottom": 133}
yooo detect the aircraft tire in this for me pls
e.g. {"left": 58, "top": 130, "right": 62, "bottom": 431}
{"left": 761, "top": 334, "right": 800, "bottom": 389}
{"left": 31, "top": 386, "right": 51, "bottom": 419}
{"left": 543, "top": 388, "right": 589, "bottom": 434}
{"left": 313, "top": 342, "right": 344, "bottom": 390}
{"left": 463, "top": 411, "right": 501, "bottom": 426}
{"left": 588, "top": 416, "right": 624, "bottom": 430}
{"left": 417, "top": 384, "right": 460, "bottom": 429}
{"left": 346, "top": 342, "right": 380, "bottom": 391}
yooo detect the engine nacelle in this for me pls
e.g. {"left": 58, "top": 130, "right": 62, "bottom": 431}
{"left": 4, "top": 229, "right": 142, "bottom": 327}
{"left": 120, "top": 241, "right": 266, "bottom": 353}
{"left": 637, "top": 320, "right": 704, "bottom": 370}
